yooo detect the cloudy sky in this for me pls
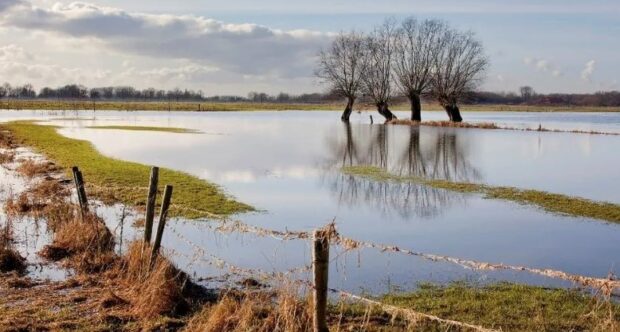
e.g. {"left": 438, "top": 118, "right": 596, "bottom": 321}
{"left": 0, "top": 0, "right": 618, "bottom": 95}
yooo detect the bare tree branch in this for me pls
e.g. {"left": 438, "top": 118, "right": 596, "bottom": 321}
{"left": 316, "top": 31, "right": 368, "bottom": 121}
{"left": 431, "top": 29, "right": 489, "bottom": 122}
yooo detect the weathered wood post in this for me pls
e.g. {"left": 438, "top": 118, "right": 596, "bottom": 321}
{"left": 144, "top": 166, "right": 159, "bottom": 244}
{"left": 312, "top": 229, "right": 330, "bottom": 332}
{"left": 151, "top": 185, "right": 173, "bottom": 263}
{"left": 71, "top": 166, "right": 88, "bottom": 212}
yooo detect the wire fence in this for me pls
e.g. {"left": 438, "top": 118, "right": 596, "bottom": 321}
{"left": 83, "top": 169, "right": 619, "bottom": 330}
{"left": 165, "top": 210, "right": 620, "bottom": 293}
{"left": 165, "top": 229, "right": 500, "bottom": 332}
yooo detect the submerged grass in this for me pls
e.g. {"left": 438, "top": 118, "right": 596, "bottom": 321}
{"left": 2, "top": 121, "right": 253, "bottom": 218}
{"left": 86, "top": 125, "right": 202, "bottom": 134}
{"left": 343, "top": 166, "right": 620, "bottom": 224}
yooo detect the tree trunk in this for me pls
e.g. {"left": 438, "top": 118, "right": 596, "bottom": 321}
{"left": 443, "top": 104, "right": 463, "bottom": 122}
{"left": 341, "top": 96, "right": 355, "bottom": 122}
{"left": 409, "top": 93, "right": 421, "bottom": 121}
{"left": 376, "top": 101, "right": 397, "bottom": 121}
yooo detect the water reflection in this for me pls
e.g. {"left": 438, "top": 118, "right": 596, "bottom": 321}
{"left": 328, "top": 123, "right": 481, "bottom": 181}
{"left": 324, "top": 123, "right": 484, "bottom": 218}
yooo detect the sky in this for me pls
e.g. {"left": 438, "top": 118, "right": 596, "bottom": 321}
{"left": 0, "top": 0, "right": 618, "bottom": 96}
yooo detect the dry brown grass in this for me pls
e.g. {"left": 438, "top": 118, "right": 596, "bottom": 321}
{"left": 184, "top": 289, "right": 313, "bottom": 332}
{"left": 0, "top": 151, "right": 14, "bottom": 164}
{"left": 5, "top": 179, "right": 70, "bottom": 218}
{"left": 116, "top": 241, "right": 190, "bottom": 319}
{"left": 389, "top": 119, "right": 500, "bottom": 129}
{"left": 0, "top": 129, "right": 16, "bottom": 148}
{"left": 16, "top": 159, "right": 59, "bottom": 179}
{"left": 0, "top": 218, "right": 26, "bottom": 274}
{"left": 4, "top": 192, "right": 34, "bottom": 215}
{"left": 0, "top": 247, "right": 26, "bottom": 273}
{"left": 41, "top": 212, "right": 115, "bottom": 272}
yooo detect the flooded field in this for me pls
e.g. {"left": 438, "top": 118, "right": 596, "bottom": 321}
{"left": 1, "top": 109, "right": 619, "bottom": 295}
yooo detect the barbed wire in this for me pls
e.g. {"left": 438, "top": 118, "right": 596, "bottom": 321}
{"left": 169, "top": 213, "right": 620, "bottom": 293}
{"left": 81, "top": 183, "right": 620, "bottom": 293}
{"left": 164, "top": 238, "right": 499, "bottom": 332}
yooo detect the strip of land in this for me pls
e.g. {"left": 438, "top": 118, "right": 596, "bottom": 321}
{"left": 1, "top": 99, "right": 620, "bottom": 112}
{"left": 1, "top": 121, "right": 252, "bottom": 218}
{"left": 388, "top": 119, "right": 620, "bottom": 135}
{"left": 343, "top": 166, "right": 620, "bottom": 224}
{"left": 86, "top": 125, "right": 201, "bottom": 133}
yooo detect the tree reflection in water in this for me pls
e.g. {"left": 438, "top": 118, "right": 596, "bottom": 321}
{"left": 323, "top": 123, "right": 482, "bottom": 219}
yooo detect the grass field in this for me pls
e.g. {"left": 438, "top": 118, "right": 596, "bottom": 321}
{"left": 2, "top": 121, "right": 253, "bottom": 218}
{"left": 343, "top": 166, "right": 620, "bottom": 224}
{"left": 375, "top": 282, "right": 619, "bottom": 331}
{"left": 1, "top": 98, "right": 619, "bottom": 113}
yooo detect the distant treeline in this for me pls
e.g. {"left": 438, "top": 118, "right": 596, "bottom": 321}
{"left": 1, "top": 82, "right": 619, "bottom": 107}
{"left": 0, "top": 83, "right": 337, "bottom": 104}
{"left": 468, "top": 88, "right": 620, "bottom": 107}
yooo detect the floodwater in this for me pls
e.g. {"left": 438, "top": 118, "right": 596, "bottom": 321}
{"left": 1, "top": 109, "right": 619, "bottom": 294}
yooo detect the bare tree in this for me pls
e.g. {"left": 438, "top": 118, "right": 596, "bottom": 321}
{"left": 519, "top": 86, "right": 535, "bottom": 101}
{"left": 431, "top": 29, "right": 488, "bottom": 122}
{"left": 363, "top": 20, "right": 398, "bottom": 121}
{"left": 316, "top": 32, "right": 367, "bottom": 122}
{"left": 393, "top": 18, "right": 447, "bottom": 121}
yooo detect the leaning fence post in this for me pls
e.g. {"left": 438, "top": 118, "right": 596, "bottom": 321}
{"left": 71, "top": 166, "right": 88, "bottom": 212}
{"left": 151, "top": 185, "right": 173, "bottom": 263}
{"left": 144, "top": 166, "right": 159, "bottom": 244}
{"left": 312, "top": 229, "right": 329, "bottom": 332}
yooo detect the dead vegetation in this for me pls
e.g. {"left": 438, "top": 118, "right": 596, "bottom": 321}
{"left": 116, "top": 241, "right": 196, "bottom": 320}
{"left": 388, "top": 119, "right": 620, "bottom": 136}
{"left": 0, "top": 218, "right": 26, "bottom": 274}
{"left": 16, "top": 159, "right": 59, "bottom": 179}
{"left": 184, "top": 290, "right": 313, "bottom": 332}
{"left": 0, "top": 246, "right": 25, "bottom": 274}
{"left": 389, "top": 119, "right": 500, "bottom": 129}
{"left": 5, "top": 179, "right": 70, "bottom": 218}
{"left": 0, "top": 129, "right": 16, "bottom": 149}
{"left": 0, "top": 151, "right": 14, "bottom": 164}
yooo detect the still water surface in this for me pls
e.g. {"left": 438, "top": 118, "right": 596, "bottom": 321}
{"left": 1, "top": 109, "right": 619, "bottom": 293}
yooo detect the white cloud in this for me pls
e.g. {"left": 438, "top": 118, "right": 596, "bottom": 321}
{"left": 0, "top": 1, "right": 330, "bottom": 78}
{"left": 535, "top": 59, "right": 549, "bottom": 71}
{"left": 581, "top": 60, "right": 596, "bottom": 82}
{"left": 523, "top": 56, "right": 563, "bottom": 78}
{"left": 0, "top": 44, "right": 32, "bottom": 61}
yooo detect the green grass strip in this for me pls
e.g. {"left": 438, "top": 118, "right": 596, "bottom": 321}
{"left": 86, "top": 125, "right": 201, "bottom": 134}
{"left": 370, "top": 282, "right": 618, "bottom": 331}
{"left": 3, "top": 121, "right": 253, "bottom": 218}
{"left": 342, "top": 166, "right": 620, "bottom": 224}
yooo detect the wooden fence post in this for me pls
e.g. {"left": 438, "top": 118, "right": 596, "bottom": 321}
{"left": 144, "top": 166, "right": 159, "bottom": 244}
{"left": 151, "top": 185, "right": 173, "bottom": 262}
{"left": 71, "top": 166, "right": 88, "bottom": 212}
{"left": 312, "top": 229, "right": 329, "bottom": 332}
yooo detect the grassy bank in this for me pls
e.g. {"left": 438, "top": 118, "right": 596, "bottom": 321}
{"left": 86, "top": 125, "right": 201, "bottom": 133}
{"left": 1, "top": 99, "right": 620, "bottom": 113}
{"left": 1, "top": 121, "right": 252, "bottom": 218}
{"left": 343, "top": 166, "right": 620, "bottom": 224}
